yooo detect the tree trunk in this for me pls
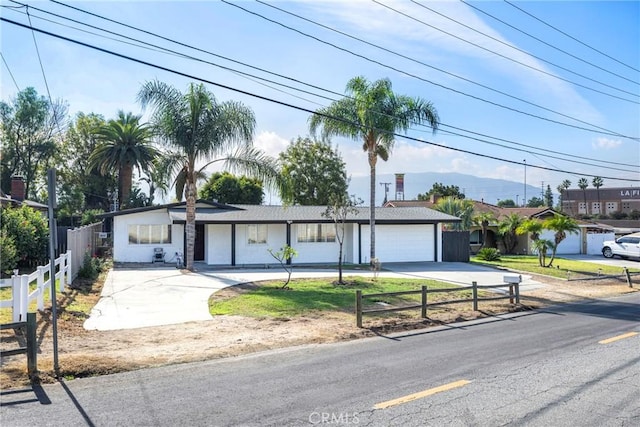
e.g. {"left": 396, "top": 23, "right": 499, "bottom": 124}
{"left": 120, "top": 163, "right": 133, "bottom": 209}
{"left": 369, "top": 151, "right": 376, "bottom": 264}
{"left": 185, "top": 179, "right": 197, "bottom": 271}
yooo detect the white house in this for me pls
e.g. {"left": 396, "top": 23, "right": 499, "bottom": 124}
{"left": 99, "top": 201, "right": 461, "bottom": 266}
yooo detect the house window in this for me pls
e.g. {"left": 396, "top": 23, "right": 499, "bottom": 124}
{"left": 128, "top": 225, "right": 171, "bottom": 244}
{"left": 578, "top": 202, "right": 586, "bottom": 214}
{"left": 606, "top": 202, "right": 617, "bottom": 213}
{"left": 592, "top": 202, "right": 601, "bottom": 214}
{"left": 247, "top": 224, "right": 267, "bottom": 244}
{"left": 297, "top": 224, "right": 336, "bottom": 243}
{"left": 470, "top": 230, "right": 483, "bottom": 245}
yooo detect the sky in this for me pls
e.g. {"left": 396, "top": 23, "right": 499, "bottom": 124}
{"left": 1, "top": 0, "right": 639, "bottom": 206}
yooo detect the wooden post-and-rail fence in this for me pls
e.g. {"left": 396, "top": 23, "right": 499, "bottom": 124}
{"left": 355, "top": 281, "right": 521, "bottom": 328}
{"left": 0, "top": 312, "right": 38, "bottom": 378}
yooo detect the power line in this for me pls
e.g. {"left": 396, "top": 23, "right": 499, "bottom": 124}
{"left": 222, "top": 0, "right": 637, "bottom": 140}
{"left": 0, "top": 52, "right": 20, "bottom": 91}
{"left": 372, "top": 0, "right": 637, "bottom": 102}
{"left": 503, "top": 0, "right": 640, "bottom": 74}
{"left": 6, "top": 3, "right": 638, "bottom": 171}
{"left": 411, "top": 0, "right": 639, "bottom": 89}
{"left": 2, "top": 16, "right": 637, "bottom": 184}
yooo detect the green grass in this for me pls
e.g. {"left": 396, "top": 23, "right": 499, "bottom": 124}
{"left": 471, "top": 255, "right": 639, "bottom": 278}
{"left": 209, "top": 277, "right": 476, "bottom": 318}
{"left": 0, "top": 278, "right": 64, "bottom": 324}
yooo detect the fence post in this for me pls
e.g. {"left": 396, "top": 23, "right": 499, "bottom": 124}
{"left": 27, "top": 312, "right": 37, "bottom": 379}
{"left": 356, "top": 290, "right": 363, "bottom": 328}
{"left": 11, "top": 273, "right": 21, "bottom": 322}
{"left": 37, "top": 266, "right": 46, "bottom": 311}
{"left": 66, "top": 250, "right": 73, "bottom": 286}
{"left": 472, "top": 281, "right": 478, "bottom": 311}
{"left": 421, "top": 285, "right": 427, "bottom": 318}
{"left": 20, "top": 275, "right": 29, "bottom": 322}
{"left": 515, "top": 282, "right": 520, "bottom": 304}
{"left": 509, "top": 285, "right": 514, "bottom": 304}
{"left": 624, "top": 267, "right": 632, "bottom": 288}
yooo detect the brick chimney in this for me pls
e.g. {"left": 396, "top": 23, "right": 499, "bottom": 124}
{"left": 430, "top": 193, "right": 441, "bottom": 204}
{"left": 10, "top": 176, "right": 25, "bottom": 201}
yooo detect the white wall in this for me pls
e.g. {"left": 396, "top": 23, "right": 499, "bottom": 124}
{"left": 234, "top": 224, "right": 287, "bottom": 265}
{"left": 290, "top": 224, "right": 341, "bottom": 264}
{"left": 586, "top": 232, "right": 616, "bottom": 255}
{"left": 113, "top": 210, "right": 183, "bottom": 263}
{"left": 206, "top": 224, "right": 231, "bottom": 265}
{"left": 540, "top": 230, "right": 581, "bottom": 254}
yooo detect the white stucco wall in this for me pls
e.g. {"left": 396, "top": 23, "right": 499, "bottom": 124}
{"left": 540, "top": 230, "right": 581, "bottom": 254}
{"left": 206, "top": 224, "right": 232, "bottom": 265}
{"left": 290, "top": 224, "right": 341, "bottom": 264}
{"left": 113, "top": 210, "right": 183, "bottom": 263}
{"left": 234, "top": 224, "right": 287, "bottom": 265}
{"left": 360, "top": 224, "right": 436, "bottom": 263}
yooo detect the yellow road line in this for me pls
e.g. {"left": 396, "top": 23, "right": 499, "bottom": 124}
{"left": 599, "top": 332, "right": 638, "bottom": 345}
{"left": 373, "top": 380, "right": 471, "bottom": 410}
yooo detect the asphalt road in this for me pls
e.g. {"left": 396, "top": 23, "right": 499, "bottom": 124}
{"left": 2, "top": 294, "right": 639, "bottom": 426}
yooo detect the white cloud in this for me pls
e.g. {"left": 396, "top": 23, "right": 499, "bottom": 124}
{"left": 592, "top": 137, "right": 622, "bottom": 150}
{"left": 254, "top": 131, "right": 290, "bottom": 156}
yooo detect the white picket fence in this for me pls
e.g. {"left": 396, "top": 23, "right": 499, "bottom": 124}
{"left": 0, "top": 252, "right": 72, "bottom": 322}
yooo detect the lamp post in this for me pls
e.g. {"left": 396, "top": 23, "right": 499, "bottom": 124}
{"left": 523, "top": 159, "right": 527, "bottom": 207}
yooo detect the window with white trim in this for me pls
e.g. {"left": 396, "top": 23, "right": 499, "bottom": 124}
{"left": 470, "top": 230, "right": 483, "bottom": 245}
{"left": 128, "top": 225, "right": 171, "bottom": 244}
{"left": 578, "top": 202, "right": 586, "bottom": 214}
{"left": 297, "top": 223, "right": 336, "bottom": 243}
{"left": 592, "top": 202, "right": 601, "bottom": 214}
{"left": 247, "top": 224, "right": 268, "bottom": 244}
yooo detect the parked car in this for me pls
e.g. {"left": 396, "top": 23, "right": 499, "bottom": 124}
{"left": 602, "top": 232, "right": 640, "bottom": 259}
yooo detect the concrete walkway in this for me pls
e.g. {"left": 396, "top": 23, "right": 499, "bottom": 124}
{"left": 83, "top": 262, "right": 545, "bottom": 331}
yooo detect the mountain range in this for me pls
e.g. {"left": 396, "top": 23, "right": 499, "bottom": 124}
{"left": 348, "top": 172, "right": 546, "bottom": 207}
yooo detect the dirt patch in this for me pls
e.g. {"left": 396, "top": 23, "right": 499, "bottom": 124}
{"left": 1, "top": 269, "right": 637, "bottom": 390}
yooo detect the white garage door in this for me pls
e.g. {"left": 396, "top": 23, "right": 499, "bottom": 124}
{"left": 371, "top": 224, "right": 435, "bottom": 263}
{"left": 540, "top": 230, "right": 581, "bottom": 254}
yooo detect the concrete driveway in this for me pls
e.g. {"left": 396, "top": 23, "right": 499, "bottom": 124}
{"left": 83, "top": 262, "right": 545, "bottom": 331}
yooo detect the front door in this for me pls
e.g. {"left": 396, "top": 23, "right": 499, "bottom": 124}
{"left": 194, "top": 223, "right": 205, "bottom": 261}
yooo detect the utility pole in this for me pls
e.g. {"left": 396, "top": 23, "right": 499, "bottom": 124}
{"left": 523, "top": 159, "right": 527, "bottom": 207}
{"left": 380, "top": 182, "right": 391, "bottom": 205}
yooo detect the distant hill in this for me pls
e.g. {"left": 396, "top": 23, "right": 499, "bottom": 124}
{"left": 348, "top": 172, "right": 545, "bottom": 206}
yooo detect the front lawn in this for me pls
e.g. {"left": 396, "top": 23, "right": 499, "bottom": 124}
{"left": 471, "top": 255, "right": 639, "bottom": 278}
{"left": 209, "top": 277, "right": 479, "bottom": 318}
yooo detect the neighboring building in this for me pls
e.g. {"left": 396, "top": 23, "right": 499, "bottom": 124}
{"left": 98, "top": 201, "right": 461, "bottom": 266}
{"left": 0, "top": 176, "right": 48, "bottom": 211}
{"left": 561, "top": 187, "right": 640, "bottom": 217}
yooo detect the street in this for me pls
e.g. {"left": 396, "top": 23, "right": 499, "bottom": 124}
{"left": 2, "top": 293, "right": 639, "bottom": 426}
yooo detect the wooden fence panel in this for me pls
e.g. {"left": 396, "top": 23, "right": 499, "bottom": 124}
{"left": 442, "top": 231, "right": 470, "bottom": 262}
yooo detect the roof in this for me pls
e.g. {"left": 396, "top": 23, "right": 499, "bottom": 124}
{"left": 100, "top": 201, "right": 461, "bottom": 224}
{"left": 0, "top": 193, "right": 49, "bottom": 210}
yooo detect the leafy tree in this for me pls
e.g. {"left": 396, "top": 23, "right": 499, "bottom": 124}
{"left": 88, "top": 111, "right": 157, "bottom": 209}
{"left": 577, "top": 178, "right": 589, "bottom": 213}
{"left": 279, "top": 136, "right": 347, "bottom": 206}
{"left": 516, "top": 218, "right": 544, "bottom": 265}
{"left": 138, "top": 80, "right": 281, "bottom": 271}
{"left": 472, "top": 211, "right": 496, "bottom": 249}
{"left": 556, "top": 179, "right": 571, "bottom": 212}
{"left": 543, "top": 215, "right": 579, "bottom": 267}
{"left": 417, "top": 182, "right": 465, "bottom": 200}
{"left": 497, "top": 199, "right": 516, "bottom": 208}
{"left": 0, "top": 205, "right": 49, "bottom": 268}
{"left": 592, "top": 176, "right": 603, "bottom": 208}
{"left": 310, "top": 76, "right": 439, "bottom": 263}
{"left": 199, "top": 172, "right": 264, "bottom": 204}
{"left": 433, "top": 197, "right": 474, "bottom": 230}
{"left": 544, "top": 185, "right": 553, "bottom": 208}
{"left": 139, "top": 156, "right": 172, "bottom": 205}
{"left": 498, "top": 213, "right": 523, "bottom": 254}
{"left": 0, "top": 87, "right": 67, "bottom": 200}
{"left": 322, "top": 194, "right": 362, "bottom": 284}
{"left": 0, "top": 230, "right": 18, "bottom": 275}
{"left": 526, "top": 196, "right": 545, "bottom": 207}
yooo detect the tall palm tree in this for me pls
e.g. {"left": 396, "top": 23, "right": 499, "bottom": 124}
{"left": 309, "top": 76, "right": 439, "bottom": 263}
{"left": 556, "top": 179, "right": 571, "bottom": 212}
{"left": 543, "top": 215, "right": 579, "bottom": 267}
{"left": 498, "top": 213, "right": 523, "bottom": 255}
{"left": 472, "top": 211, "right": 497, "bottom": 249}
{"left": 592, "top": 176, "right": 603, "bottom": 213}
{"left": 577, "top": 178, "right": 589, "bottom": 215}
{"left": 89, "top": 111, "right": 157, "bottom": 209}
{"left": 138, "top": 80, "right": 281, "bottom": 271}
{"left": 433, "top": 197, "right": 474, "bottom": 231}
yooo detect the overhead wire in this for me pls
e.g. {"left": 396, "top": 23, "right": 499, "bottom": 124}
{"left": 5, "top": 2, "right": 638, "bottom": 172}
{"left": 222, "top": 0, "right": 637, "bottom": 140}
{"left": 503, "top": 0, "right": 640, "bottom": 74}
{"left": 2, "top": 16, "right": 637, "bottom": 183}
{"left": 410, "top": 0, "right": 639, "bottom": 88}
{"left": 1, "top": 52, "right": 20, "bottom": 91}
{"left": 372, "top": 0, "right": 637, "bottom": 102}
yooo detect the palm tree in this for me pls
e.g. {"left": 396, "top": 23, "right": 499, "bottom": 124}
{"left": 532, "top": 238, "right": 554, "bottom": 268}
{"left": 556, "top": 179, "right": 571, "bottom": 212}
{"left": 309, "top": 76, "right": 439, "bottom": 263}
{"left": 433, "top": 197, "right": 474, "bottom": 231}
{"left": 472, "top": 211, "right": 497, "bottom": 249}
{"left": 543, "top": 215, "right": 579, "bottom": 267}
{"left": 516, "top": 218, "right": 544, "bottom": 265}
{"left": 498, "top": 213, "right": 523, "bottom": 254}
{"left": 89, "top": 111, "right": 157, "bottom": 209}
{"left": 592, "top": 176, "right": 603, "bottom": 213}
{"left": 577, "top": 178, "right": 589, "bottom": 215}
{"left": 138, "top": 80, "right": 281, "bottom": 271}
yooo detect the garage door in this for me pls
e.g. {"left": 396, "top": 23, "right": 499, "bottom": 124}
{"left": 369, "top": 224, "right": 435, "bottom": 263}
{"left": 540, "top": 230, "right": 581, "bottom": 254}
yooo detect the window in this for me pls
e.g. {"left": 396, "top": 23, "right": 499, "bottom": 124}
{"left": 247, "top": 224, "right": 267, "bottom": 244}
{"left": 297, "top": 224, "right": 336, "bottom": 243}
{"left": 128, "top": 225, "right": 171, "bottom": 244}
{"left": 606, "top": 202, "right": 617, "bottom": 213}
{"left": 592, "top": 202, "right": 601, "bottom": 214}
{"left": 578, "top": 202, "right": 586, "bottom": 214}
{"left": 470, "top": 230, "right": 483, "bottom": 245}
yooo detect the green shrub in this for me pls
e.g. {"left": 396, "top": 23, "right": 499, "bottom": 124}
{"left": 477, "top": 247, "right": 501, "bottom": 261}
{"left": 77, "top": 252, "right": 104, "bottom": 280}
{"left": 0, "top": 230, "right": 18, "bottom": 275}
